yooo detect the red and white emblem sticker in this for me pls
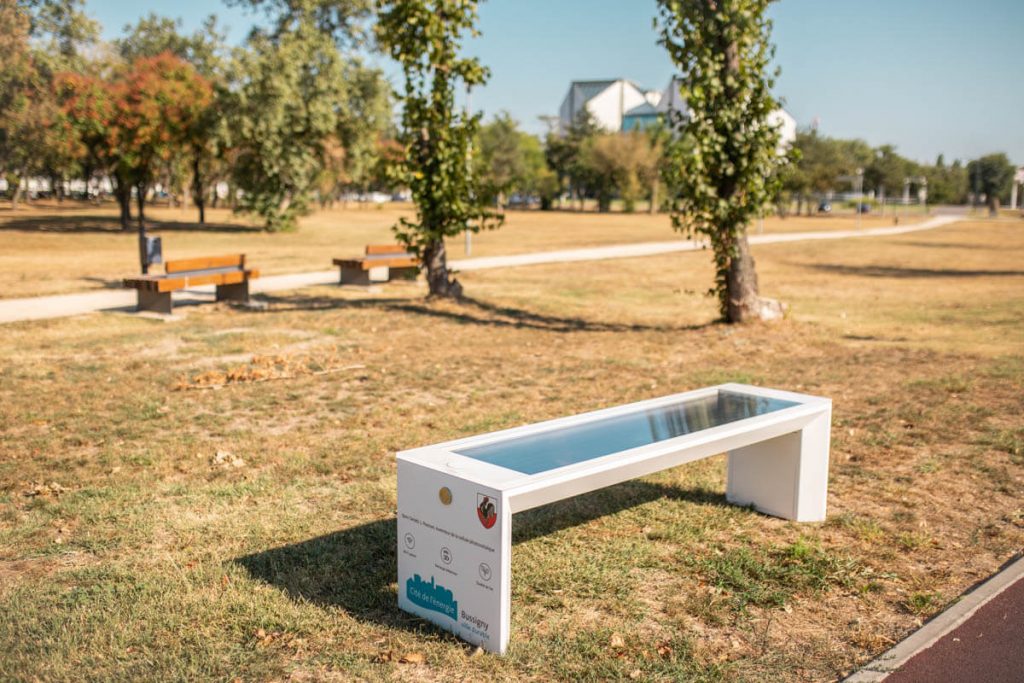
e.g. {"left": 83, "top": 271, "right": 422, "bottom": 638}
{"left": 476, "top": 493, "right": 497, "bottom": 529}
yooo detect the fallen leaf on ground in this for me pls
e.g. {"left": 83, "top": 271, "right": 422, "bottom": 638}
{"left": 399, "top": 652, "right": 424, "bottom": 664}
{"left": 211, "top": 450, "right": 245, "bottom": 468}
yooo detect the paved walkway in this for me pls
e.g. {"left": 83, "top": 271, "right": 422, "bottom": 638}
{"left": 0, "top": 215, "right": 962, "bottom": 325}
{"left": 847, "top": 554, "right": 1024, "bottom": 682}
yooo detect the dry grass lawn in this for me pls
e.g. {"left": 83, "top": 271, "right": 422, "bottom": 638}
{"left": 0, "top": 200, "right": 924, "bottom": 299}
{"left": 0, "top": 216, "right": 1022, "bottom": 682}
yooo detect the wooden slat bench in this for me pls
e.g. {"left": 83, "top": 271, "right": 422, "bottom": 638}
{"left": 333, "top": 244, "right": 420, "bottom": 285}
{"left": 123, "top": 254, "right": 261, "bottom": 314}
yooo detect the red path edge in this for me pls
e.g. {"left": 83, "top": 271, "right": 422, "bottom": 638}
{"left": 884, "top": 573, "right": 1024, "bottom": 683}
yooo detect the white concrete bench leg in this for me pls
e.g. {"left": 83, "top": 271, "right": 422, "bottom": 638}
{"left": 397, "top": 461, "right": 512, "bottom": 654}
{"left": 726, "top": 409, "right": 831, "bottom": 522}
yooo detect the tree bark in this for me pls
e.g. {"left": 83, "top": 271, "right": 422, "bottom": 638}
{"left": 10, "top": 175, "right": 22, "bottom": 210}
{"left": 192, "top": 156, "right": 206, "bottom": 224}
{"left": 988, "top": 196, "right": 1000, "bottom": 217}
{"left": 726, "top": 233, "right": 783, "bottom": 323}
{"left": 423, "top": 238, "right": 462, "bottom": 298}
{"left": 136, "top": 183, "right": 147, "bottom": 229}
{"left": 648, "top": 180, "right": 659, "bottom": 214}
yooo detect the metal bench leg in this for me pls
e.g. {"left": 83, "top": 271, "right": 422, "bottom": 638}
{"left": 340, "top": 267, "right": 372, "bottom": 285}
{"left": 137, "top": 289, "right": 173, "bottom": 314}
{"left": 216, "top": 281, "right": 249, "bottom": 303}
{"left": 726, "top": 409, "right": 831, "bottom": 522}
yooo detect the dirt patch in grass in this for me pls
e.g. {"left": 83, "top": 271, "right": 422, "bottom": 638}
{"left": 0, "top": 217, "right": 1021, "bottom": 681}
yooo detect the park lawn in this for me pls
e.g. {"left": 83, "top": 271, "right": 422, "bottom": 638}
{"left": 0, "top": 218, "right": 1021, "bottom": 682}
{"left": 0, "top": 200, "right": 924, "bottom": 299}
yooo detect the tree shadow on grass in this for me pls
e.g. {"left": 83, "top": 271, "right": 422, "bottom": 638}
{"left": 0, "top": 214, "right": 262, "bottom": 234}
{"left": 259, "top": 291, "right": 715, "bottom": 334}
{"left": 800, "top": 263, "right": 1024, "bottom": 279}
{"left": 234, "top": 480, "right": 730, "bottom": 635}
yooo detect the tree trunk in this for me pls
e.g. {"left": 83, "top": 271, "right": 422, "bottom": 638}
{"left": 988, "top": 196, "right": 1000, "bottom": 217}
{"left": 112, "top": 177, "right": 131, "bottom": 230}
{"left": 192, "top": 156, "right": 206, "bottom": 224}
{"left": 423, "top": 238, "right": 462, "bottom": 299}
{"left": 118, "top": 191, "right": 130, "bottom": 230}
{"left": 136, "top": 183, "right": 147, "bottom": 229}
{"left": 10, "top": 176, "right": 22, "bottom": 210}
{"left": 725, "top": 233, "right": 783, "bottom": 323}
{"left": 648, "top": 180, "right": 659, "bottom": 214}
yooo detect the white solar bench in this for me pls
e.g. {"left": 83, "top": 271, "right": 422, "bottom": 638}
{"left": 396, "top": 384, "right": 832, "bottom": 654}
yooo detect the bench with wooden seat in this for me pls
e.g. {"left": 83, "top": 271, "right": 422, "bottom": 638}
{"left": 123, "top": 254, "right": 261, "bottom": 314}
{"left": 333, "top": 244, "right": 420, "bottom": 285}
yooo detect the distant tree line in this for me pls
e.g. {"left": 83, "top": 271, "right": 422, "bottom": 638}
{"left": 471, "top": 113, "right": 1019, "bottom": 219}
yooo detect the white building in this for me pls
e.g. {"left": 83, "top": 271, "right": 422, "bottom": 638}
{"left": 558, "top": 79, "right": 663, "bottom": 133}
{"left": 558, "top": 75, "right": 797, "bottom": 149}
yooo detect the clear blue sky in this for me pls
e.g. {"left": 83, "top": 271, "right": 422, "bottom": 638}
{"left": 86, "top": 0, "right": 1023, "bottom": 165}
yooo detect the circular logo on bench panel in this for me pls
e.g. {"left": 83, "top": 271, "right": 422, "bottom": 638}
{"left": 478, "top": 563, "right": 492, "bottom": 581}
{"left": 477, "top": 493, "right": 497, "bottom": 529}
{"left": 438, "top": 487, "right": 452, "bottom": 505}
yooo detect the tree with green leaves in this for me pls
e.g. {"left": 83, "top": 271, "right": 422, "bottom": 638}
{"left": 922, "top": 154, "right": 967, "bottom": 205}
{"left": 377, "top": 0, "right": 502, "bottom": 298}
{"left": 475, "top": 112, "right": 554, "bottom": 208}
{"left": 544, "top": 110, "right": 601, "bottom": 210}
{"left": 225, "top": 0, "right": 386, "bottom": 230}
{"left": 580, "top": 131, "right": 662, "bottom": 213}
{"left": 657, "top": 0, "right": 790, "bottom": 322}
{"left": 227, "top": 24, "right": 348, "bottom": 231}
{"left": 865, "top": 144, "right": 919, "bottom": 204}
{"left": 967, "top": 153, "right": 1015, "bottom": 216}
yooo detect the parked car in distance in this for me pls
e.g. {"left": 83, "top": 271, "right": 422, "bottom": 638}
{"left": 856, "top": 203, "right": 871, "bottom": 214}
{"left": 817, "top": 201, "right": 832, "bottom": 213}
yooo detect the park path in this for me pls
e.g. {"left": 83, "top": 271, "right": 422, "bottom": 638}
{"left": 846, "top": 554, "right": 1024, "bottom": 682}
{"left": 0, "top": 214, "right": 962, "bottom": 325}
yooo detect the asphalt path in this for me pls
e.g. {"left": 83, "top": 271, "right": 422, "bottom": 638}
{"left": 885, "top": 574, "right": 1024, "bottom": 682}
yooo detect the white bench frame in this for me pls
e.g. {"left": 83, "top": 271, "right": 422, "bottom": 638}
{"left": 396, "top": 384, "right": 831, "bottom": 654}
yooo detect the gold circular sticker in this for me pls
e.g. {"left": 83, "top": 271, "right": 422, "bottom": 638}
{"left": 438, "top": 487, "right": 452, "bottom": 505}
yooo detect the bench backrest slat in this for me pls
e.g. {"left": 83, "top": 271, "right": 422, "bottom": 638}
{"left": 165, "top": 254, "right": 245, "bottom": 273}
{"left": 365, "top": 244, "right": 412, "bottom": 256}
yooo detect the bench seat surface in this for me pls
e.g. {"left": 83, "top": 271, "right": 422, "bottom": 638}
{"left": 124, "top": 264, "right": 260, "bottom": 292}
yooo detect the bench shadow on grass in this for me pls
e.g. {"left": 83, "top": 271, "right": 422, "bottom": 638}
{"left": 258, "top": 292, "right": 713, "bottom": 334}
{"left": 234, "top": 479, "right": 730, "bottom": 637}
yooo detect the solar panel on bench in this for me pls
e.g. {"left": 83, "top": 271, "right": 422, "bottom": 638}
{"left": 455, "top": 391, "right": 798, "bottom": 475}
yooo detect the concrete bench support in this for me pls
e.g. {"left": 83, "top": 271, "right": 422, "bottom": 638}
{"left": 396, "top": 384, "right": 831, "bottom": 654}
{"left": 215, "top": 281, "right": 250, "bottom": 303}
{"left": 138, "top": 289, "right": 173, "bottom": 314}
